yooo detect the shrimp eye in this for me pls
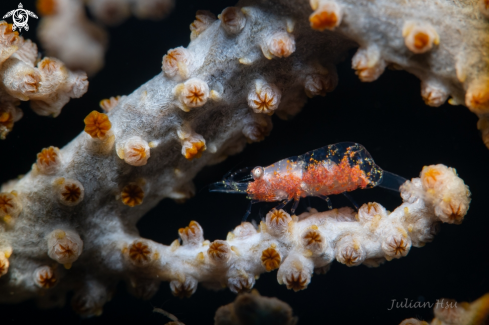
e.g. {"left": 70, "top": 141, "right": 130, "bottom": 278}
{"left": 252, "top": 167, "right": 264, "bottom": 180}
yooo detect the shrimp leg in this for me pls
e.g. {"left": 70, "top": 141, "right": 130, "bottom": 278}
{"left": 343, "top": 192, "right": 359, "bottom": 210}
{"left": 275, "top": 199, "right": 291, "bottom": 211}
{"left": 242, "top": 200, "right": 259, "bottom": 221}
{"left": 301, "top": 197, "right": 312, "bottom": 210}
{"left": 291, "top": 198, "right": 300, "bottom": 214}
{"left": 317, "top": 195, "right": 333, "bottom": 210}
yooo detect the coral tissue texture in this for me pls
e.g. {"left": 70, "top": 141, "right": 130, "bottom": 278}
{"left": 0, "top": 21, "right": 88, "bottom": 139}
{"left": 0, "top": 0, "right": 480, "bottom": 317}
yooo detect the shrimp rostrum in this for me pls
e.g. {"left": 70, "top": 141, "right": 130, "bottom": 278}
{"left": 210, "top": 142, "right": 407, "bottom": 219}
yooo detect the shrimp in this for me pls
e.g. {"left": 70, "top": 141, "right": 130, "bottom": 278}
{"left": 210, "top": 142, "right": 407, "bottom": 219}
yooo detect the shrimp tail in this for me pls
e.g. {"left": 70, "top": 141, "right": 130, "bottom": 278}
{"left": 378, "top": 171, "right": 408, "bottom": 192}
{"left": 209, "top": 181, "right": 248, "bottom": 194}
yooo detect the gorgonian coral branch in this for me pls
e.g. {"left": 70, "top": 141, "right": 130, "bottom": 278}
{"left": 0, "top": 0, "right": 479, "bottom": 316}
{"left": 36, "top": 0, "right": 174, "bottom": 75}
{"left": 0, "top": 21, "right": 88, "bottom": 139}
{"left": 0, "top": 164, "right": 470, "bottom": 315}
{"left": 119, "top": 165, "right": 468, "bottom": 300}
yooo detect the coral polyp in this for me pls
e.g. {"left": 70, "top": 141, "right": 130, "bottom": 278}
{"left": 248, "top": 80, "right": 281, "bottom": 114}
{"left": 46, "top": 229, "right": 83, "bottom": 268}
{"left": 162, "top": 47, "right": 192, "bottom": 79}
{"left": 120, "top": 136, "right": 151, "bottom": 167}
{"left": 36, "top": 147, "right": 61, "bottom": 174}
{"left": 208, "top": 240, "right": 231, "bottom": 262}
{"left": 99, "top": 96, "right": 122, "bottom": 112}
{"left": 121, "top": 184, "right": 145, "bottom": 207}
{"left": 126, "top": 240, "right": 158, "bottom": 266}
{"left": 33, "top": 266, "right": 57, "bottom": 289}
{"left": 84, "top": 111, "right": 112, "bottom": 139}
{"left": 402, "top": 21, "right": 439, "bottom": 54}
{"left": 0, "top": 252, "right": 9, "bottom": 277}
{"left": 219, "top": 7, "right": 246, "bottom": 35}
{"left": 177, "top": 78, "right": 210, "bottom": 110}
{"left": 0, "top": 191, "right": 21, "bottom": 221}
{"left": 56, "top": 179, "right": 84, "bottom": 206}
{"left": 190, "top": 10, "right": 216, "bottom": 40}
{"left": 309, "top": 1, "right": 343, "bottom": 31}
{"left": 261, "top": 247, "right": 281, "bottom": 271}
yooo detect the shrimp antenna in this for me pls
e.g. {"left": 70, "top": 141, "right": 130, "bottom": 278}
{"left": 199, "top": 165, "right": 252, "bottom": 194}
{"left": 209, "top": 181, "right": 248, "bottom": 194}
{"left": 197, "top": 182, "right": 214, "bottom": 194}
{"left": 226, "top": 166, "right": 254, "bottom": 183}
{"left": 221, "top": 161, "right": 246, "bottom": 180}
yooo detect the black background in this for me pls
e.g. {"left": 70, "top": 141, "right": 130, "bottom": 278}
{"left": 0, "top": 0, "right": 488, "bottom": 324}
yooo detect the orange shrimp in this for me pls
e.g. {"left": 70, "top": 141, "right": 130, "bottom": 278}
{"left": 210, "top": 142, "right": 406, "bottom": 218}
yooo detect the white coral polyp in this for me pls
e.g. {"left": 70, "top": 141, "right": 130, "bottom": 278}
{"left": 0, "top": 59, "right": 41, "bottom": 100}
{"left": 421, "top": 81, "right": 448, "bottom": 107}
{"left": 0, "top": 253, "right": 9, "bottom": 277}
{"left": 228, "top": 276, "right": 255, "bottom": 293}
{"left": 170, "top": 277, "right": 198, "bottom": 297}
{"left": 179, "top": 78, "right": 210, "bottom": 109}
{"left": 336, "top": 241, "right": 366, "bottom": 266}
{"left": 381, "top": 234, "right": 411, "bottom": 258}
{"left": 0, "top": 102, "right": 23, "bottom": 140}
{"left": 352, "top": 46, "right": 386, "bottom": 82}
{"left": 162, "top": 46, "right": 192, "bottom": 79}
{"left": 220, "top": 7, "right": 246, "bottom": 34}
{"left": 55, "top": 178, "right": 85, "bottom": 207}
{"left": 266, "top": 32, "right": 296, "bottom": 58}
{"left": 133, "top": 0, "right": 174, "bottom": 20}
{"left": 33, "top": 265, "right": 57, "bottom": 288}
{"left": 68, "top": 72, "right": 89, "bottom": 98}
{"left": 190, "top": 10, "right": 216, "bottom": 40}
{"left": 248, "top": 80, "right": 281, "bottom": 114}
{"left": 122, "top": 136, "right": 151, "bottom": 167}
{"left": 0, "top": 191, "right": 22, "bottom": 219}
{"left": 88, "top": 0, "right": 131, "bottom": 26}
{"left": 47, "top": 229, "right": 83, "bottom": 265}
{"left": 402, "top": 21, "right": 439, "bottom": 54}
{"left": 233, "top": 222, "right": 257, "bottom": 238}
{"left": 242, "top": 113, "right": 273, "bottom": 143}
{"left": 277, "top": 254, "right": 314, "bottom": 291}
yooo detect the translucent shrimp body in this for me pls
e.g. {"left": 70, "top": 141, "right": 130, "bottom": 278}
{"left": 247, "top": 143, "right": 381, "bottom": 202}
{"left": 210, "top": 142, "right": 405, "bottom": 213}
